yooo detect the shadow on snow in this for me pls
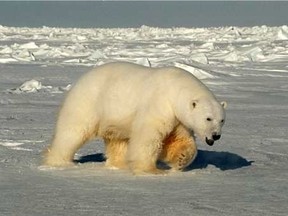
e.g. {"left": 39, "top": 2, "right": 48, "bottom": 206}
{"left": 75, "top": 150, "right": 253, "bottom": 171}
{"left": 185, "top": 150, "right": 254, "bottom": 171}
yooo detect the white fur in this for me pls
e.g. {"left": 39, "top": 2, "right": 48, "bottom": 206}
{"left": 44, "top": 62, "right": 226, "bottom": 174}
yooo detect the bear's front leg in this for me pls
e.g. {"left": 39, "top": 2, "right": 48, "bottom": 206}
{"left": 127, "top": 121, "right": 168, "bottom": 175}
{"left": 159, "top": 124, "right": 197, "bottom": 171}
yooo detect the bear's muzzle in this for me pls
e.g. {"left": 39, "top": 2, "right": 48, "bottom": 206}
{"left": 206, "top": 134, "right": 221, "bottom": 146}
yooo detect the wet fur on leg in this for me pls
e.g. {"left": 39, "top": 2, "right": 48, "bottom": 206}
{"left": 105, "top": 139, "right": 129, "bottom": 170}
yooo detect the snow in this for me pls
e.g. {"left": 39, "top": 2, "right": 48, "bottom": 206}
{"left": 0, "top": 25, "right": 288, "bottom": 216}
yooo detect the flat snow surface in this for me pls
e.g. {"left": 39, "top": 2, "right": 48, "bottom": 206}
{"left": 0, "top": 25, "right": 288, "bottom": 216}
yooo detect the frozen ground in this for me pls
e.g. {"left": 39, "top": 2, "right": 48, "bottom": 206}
{"left": 0, "top": 25, "right": 288, "bottom": 216}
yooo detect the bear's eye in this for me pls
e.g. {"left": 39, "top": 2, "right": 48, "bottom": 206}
{"left": 221, "top": 119, "right": 225, "bottom": 123}
{"left": 206, "top": 118, "right": 212, "bottom": 121}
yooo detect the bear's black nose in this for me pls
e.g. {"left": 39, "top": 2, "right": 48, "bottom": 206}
{"left": 212, "top": 134, "right": 221, "bottom": 141}
{"left": 205, "top": 137, "right": 214, "bottom": 146}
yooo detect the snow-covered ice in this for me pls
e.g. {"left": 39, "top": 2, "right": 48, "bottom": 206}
{"left": 0, "top": 25, "right": 288, "bottom": 216}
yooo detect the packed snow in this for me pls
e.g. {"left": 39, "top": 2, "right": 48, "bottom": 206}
{"left": 1, "top": 25, "right": 288, "bottom": 216}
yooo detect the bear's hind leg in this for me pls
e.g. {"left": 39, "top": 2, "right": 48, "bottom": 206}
{"left": 105, "top": 139, "right": 128, "bottom": 170}
{"left": 159, "top": 125, "right": 197, "bottom": 171}
{"left": 44, "top": 126, "right": 93, "bottom": 167}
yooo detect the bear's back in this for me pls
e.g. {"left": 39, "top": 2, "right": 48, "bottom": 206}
{"left": 71, "top": 62, "right": 212, "bottom": 103}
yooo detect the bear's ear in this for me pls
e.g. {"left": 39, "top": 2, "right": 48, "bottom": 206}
{"left": 221, "top": 101, "right": 227, "bottom": 109}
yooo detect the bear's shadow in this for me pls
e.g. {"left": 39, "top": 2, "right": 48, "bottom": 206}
{"left": 185, "top": 150, "right": 253, "bottom": 171}
{"left": 75, "top": 150, "right": 253, "bottom": 171}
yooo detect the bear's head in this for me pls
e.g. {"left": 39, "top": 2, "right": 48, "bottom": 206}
{"left": 175, "top": 96, "right": 227, "bottom": 146}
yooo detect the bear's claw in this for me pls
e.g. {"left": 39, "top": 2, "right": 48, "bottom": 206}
{"left": 176, "top": 152, "right": 193, "bottom": 170}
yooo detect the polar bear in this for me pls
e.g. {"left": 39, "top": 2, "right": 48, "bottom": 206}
{"left": 44, "top": 62, "right": 227, "bottom": 174}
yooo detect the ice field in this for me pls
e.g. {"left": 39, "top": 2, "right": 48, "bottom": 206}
{"left": 1, "top": 25, "right": 288, "bottom": 215}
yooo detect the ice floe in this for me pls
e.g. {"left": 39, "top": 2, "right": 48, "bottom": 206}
{"left": 0, "top": 139, "right": 44, "bottom": 152}
{"left": 0, "top": 25, "right": 288, "bottom": 77}
{"left": 277, "top": 26, "right": 288, "bottom": 40}
{"left": 6, "top": 79, "right": 72, "bottom": 94}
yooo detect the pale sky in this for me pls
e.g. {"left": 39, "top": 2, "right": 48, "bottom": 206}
{"left": 0, "top": 1, "right": 287, "bottom": 28}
